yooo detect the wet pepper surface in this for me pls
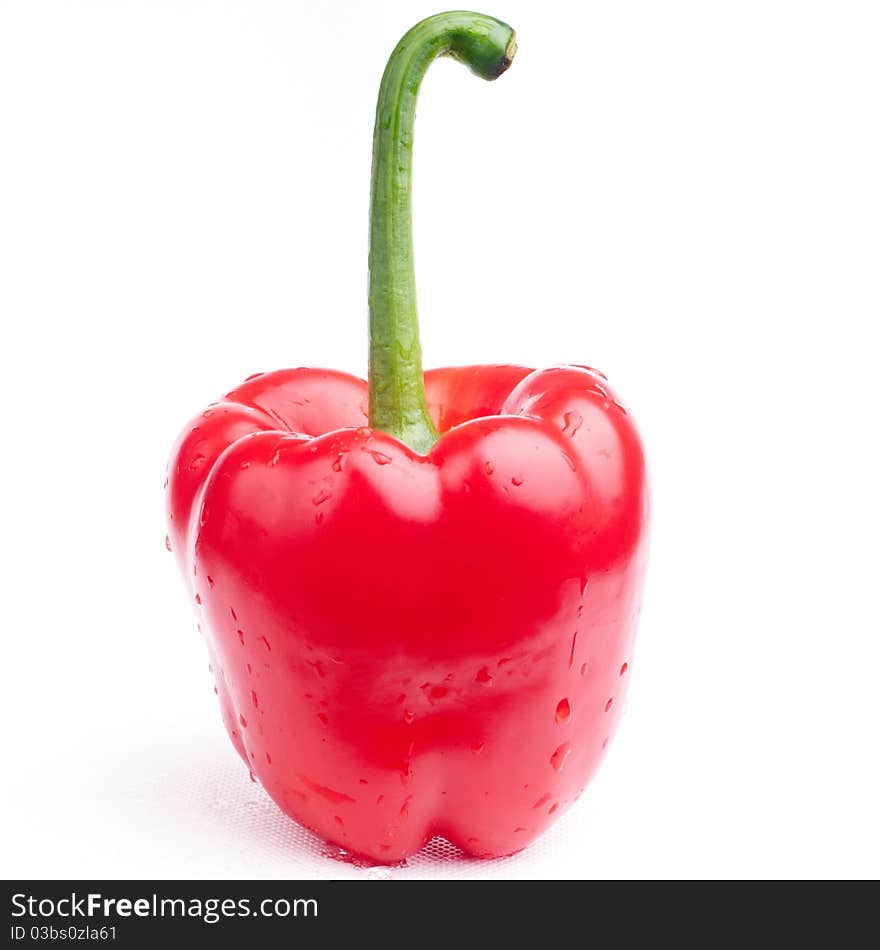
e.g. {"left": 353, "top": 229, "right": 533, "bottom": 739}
{"left": 167, "top": 364, "right": 647, "bottom": 861}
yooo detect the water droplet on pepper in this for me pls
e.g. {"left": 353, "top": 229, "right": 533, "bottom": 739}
{"left": 550, "top": 742, "right": 571, "bottom": 771}
{"left": 556, "top": 699, "right": 571, "bottom": 724}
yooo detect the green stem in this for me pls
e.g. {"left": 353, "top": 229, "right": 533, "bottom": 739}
{"left": 368, "top": 12, "right": 516, "bottom": 452}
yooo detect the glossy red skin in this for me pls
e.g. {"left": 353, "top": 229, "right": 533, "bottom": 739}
{"left": 167, "top": 364, "right": 648, "bottom": 862}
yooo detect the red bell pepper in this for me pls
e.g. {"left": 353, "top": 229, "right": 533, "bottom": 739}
{"left": 167, "top": 11, "right": 648, "bottom": 863}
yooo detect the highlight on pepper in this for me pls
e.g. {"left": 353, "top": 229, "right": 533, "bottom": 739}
{"left": 166, "top": 11, "right": 649, "bottom": 864}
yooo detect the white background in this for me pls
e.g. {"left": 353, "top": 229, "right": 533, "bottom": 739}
{"left": 2, "top": 0, "right": 878, "bottom": 879}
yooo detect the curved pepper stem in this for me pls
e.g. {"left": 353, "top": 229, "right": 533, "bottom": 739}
{"left": 368, "top": 12, "right": 516, "bottom": 453}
